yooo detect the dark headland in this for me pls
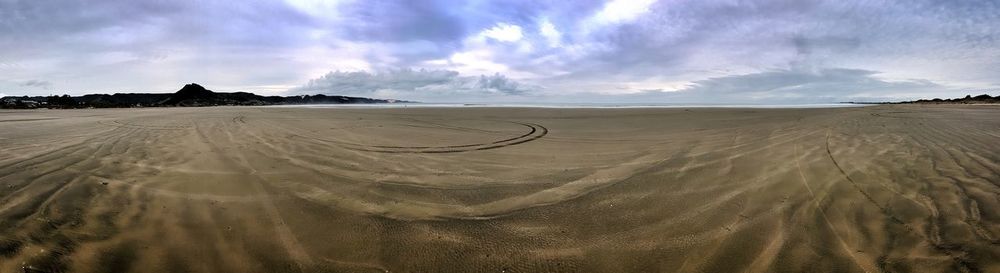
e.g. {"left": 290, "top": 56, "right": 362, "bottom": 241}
{"left": 0, "top": 83, "right": 407, "bottom": 109}
{"left": 846, "top": 93, "right": 1000, "bottom": 105}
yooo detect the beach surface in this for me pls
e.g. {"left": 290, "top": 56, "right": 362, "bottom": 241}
{"left": 0, "top": 105, "right": 998, "bottom": 272}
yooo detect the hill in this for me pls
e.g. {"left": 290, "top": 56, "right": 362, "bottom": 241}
{"left": 0, "top": 83, "right": 406, "bottom": 108}
{"left": 903, "top": 94, "right": 1000, "bottom": 104}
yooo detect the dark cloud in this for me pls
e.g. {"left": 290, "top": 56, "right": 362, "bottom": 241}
{"left": 0, "top": 0, "right": 313, "bottom": 50}
{"left": 527, "top": 68, "right": 950, "bottom": 104}
{"left": 528, "top": 0, "right": 1000, "bottom": 91}
{"left": 0, "top": 0, "right": 319, "bottom": 94}
{"left": 337, "top": 1, "right": 466, "bottom": 43}
{"left": 792, "top": 36, "right": 861, "bottom": 56}
{"left": 668, "top": 68, "right": 945, "bottom": 102}
{"left": 20, "top": 79, "right": 52, "bottom": 89}
{"left": 332, "top": 0, "right": 605, "bottom": 44}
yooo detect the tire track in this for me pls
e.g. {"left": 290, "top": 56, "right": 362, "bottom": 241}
{"left": 0, "top": 118, "right": 60, "bottom": 123}
{"left": 825, "top": 130, "right": 905, "bottom": 225}
{"left": 825, "top": 129, "right": 982, "bottom": 273}
{"left": 794, "top": 142, "right": 876, "bottom": 273}
{"left": 195, "top": 120, "right": 314, "bottom": 270}
{"left": 289, "top": 121, "right": 549, "bottom": 153}
{"left": 98, "top": 120, "right": 193, "bottom": 130}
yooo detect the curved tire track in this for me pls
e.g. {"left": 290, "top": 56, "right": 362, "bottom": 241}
{"left": 301, "top": 121, "right": 548, "bottom": 153}
{"left": 825, "top": 129, "right": 982, "bottom": 273}
{"left": 98, "top": 120, "right": 192, "bottom": 130}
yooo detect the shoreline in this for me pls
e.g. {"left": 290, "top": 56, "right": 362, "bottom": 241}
{"left": 263, "top": 102, "right": 871, "bottom": 109}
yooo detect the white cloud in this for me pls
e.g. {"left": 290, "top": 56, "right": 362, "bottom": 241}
{"left": 291, "top": 42, "right": 374, "bottom": 80}
{"left": 478, "top": 23, "right": 524, "bottom": 42}
{"left": 538, "top": 18, "right": 562, "bottom": 47}
{"left": 592, "top": 0, "right": 657, "bottom": 25}
{"left": 447, "top": 49, "right": 510, "bottom": 75}
{"left": 284, "top": 0, "right": 345, "bottom": 19}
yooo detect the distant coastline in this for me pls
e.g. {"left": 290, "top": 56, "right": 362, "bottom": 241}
{"left": 0, "top": 83, "right": 408, "bottom": 109}
{"left": 844, "top": 93, "right": 1000, "bottom": 105}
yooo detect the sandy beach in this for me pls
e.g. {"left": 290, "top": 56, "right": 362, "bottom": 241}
{"left": 0, "top": 105, "right": 997, "bottom": 273}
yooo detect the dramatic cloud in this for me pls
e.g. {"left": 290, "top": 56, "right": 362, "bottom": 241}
{"left": 291, "top": 69, "right": 536, "bottom": 101}
{"left": 2, "top": 0, "right": 999, "bottom": 102}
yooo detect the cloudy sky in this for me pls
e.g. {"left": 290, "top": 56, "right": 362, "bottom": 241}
{"left": 1, "top": 0, "right": 998, "bottom": 103}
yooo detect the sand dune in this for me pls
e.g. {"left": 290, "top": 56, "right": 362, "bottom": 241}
{"left": 0, "top": 105, "right": 997, "bottom": 272}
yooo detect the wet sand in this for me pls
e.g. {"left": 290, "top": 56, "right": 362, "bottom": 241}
{"left": 0, "top": 105, "right": 998, "bottom": 272}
